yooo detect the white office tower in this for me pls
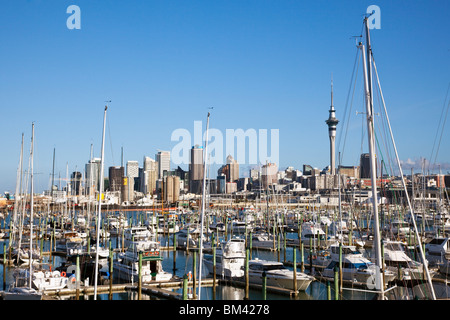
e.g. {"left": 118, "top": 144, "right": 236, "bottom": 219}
{"left": 156, "top": 151, "right": 171, "bottom": 179}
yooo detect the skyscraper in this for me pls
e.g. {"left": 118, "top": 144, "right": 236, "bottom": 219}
{"left": 189, "top": 145, "right": 203, "bottom": 194}
{"left": 85, "top": 157, "right": 101, "bottom": 195}
{"left": 109, "top": 166, "right": 124, "bottom": 192}
{"left": 126, "top": 160, "right": 139, "bottom": 179}
{"left": 325, "top": 78, "right": 339, "bottom": 175}
{"left": 226, "top": 155, "right": 239, "bottom": 182}
{"left": 156, "top": 151, "right": 170, "bottom": 179}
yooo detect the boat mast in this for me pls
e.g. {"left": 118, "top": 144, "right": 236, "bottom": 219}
{"left": 197, "top": 111, "right": 211, "bottom": 300}
{"left": 360, "top": 17, "right": 384, "bottom": 299}
{"left": 94, "top": 105, "right": 108, "bottom": 299}
{"left": 11, "top": 133, "right": 24, "bottom": 249}
{"left": 29, "top": 122, "right": 35, "bottom": 289}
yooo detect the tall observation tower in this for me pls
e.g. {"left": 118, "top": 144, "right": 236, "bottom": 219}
{"left": 325, "top": 78, "right": 339, "bottom": 175}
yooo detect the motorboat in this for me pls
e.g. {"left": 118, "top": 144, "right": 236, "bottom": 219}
{"left": 383, "top": 240, "right": 432, "bottom": 281}
{"left": 300, "top": 222, "right": 337, "bottom": 248}
{"left": 124, "top": 226, "right": 156, "bottom": 251}
{"left": 1, "top": 286, "right": 42, "bottom": 300}
{"left": 113, "top": 240, "right": 172, "bottom": 283}
{"left": 10, "top": 266, "right": 69, "bottom": 292}
{"left": 175, "top": 224, "right": 209, "bottom": 250}
{"left": 250, "top": 232, "right": 277, "bottom": 250}
{"left": 230, "top": 220, "right": 253, "bottom": 234}
{"left": 322, "top": 244, "right": 396, "bottom": 287}
{"left": 204, "top": 237, "right": 245, "bottom": 278}
{"left": 425, "top": 237, "right": 450, "bottom": 265}
{"left": 247, "top": 258, "right": 315, "bottom": 291}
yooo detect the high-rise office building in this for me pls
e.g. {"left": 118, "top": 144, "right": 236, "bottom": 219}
{"left": 109, "top": 166, "right": 124, "bottom": 192}
{"left": 85, "top": 158, "right": 101, "bottom": 196}
{"left": 156, "top": 151, "right": 170, "bottom": 179}
{"left": 261, "top": 162, "right": 278, "bottom": 188}
{"left": 126, "top": 160, "right": 139, "bottom": 179}
{"left": 218, "top": 155, "right": 239, "bottom": 183}
{"left": 189, "top": 145, "right": 203, "bottom": 194}
{"left": 226, "top": 155, "right": 239, "bottom": 182}
{"left": 360, "top": 153, "right": 376, "bottom": 179}
{"left": 71, "top": 171, "right": 82, "bottom": 196}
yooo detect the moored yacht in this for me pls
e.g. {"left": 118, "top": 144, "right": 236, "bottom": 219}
{"left": 247, "top": 258, "right": 315, "bottom": 291}
{"left": 322, "top": 244, "right": 396, "bottom": 287}
{"left": 204, "top": 237, "right": 245, "bottom": 278}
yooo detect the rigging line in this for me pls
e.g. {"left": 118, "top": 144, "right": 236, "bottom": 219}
{"left": 372, "top": 72, "right": 395, "bottom": 178}
{"left": 338, "top": 48, "right": 362, "bottom": 164}
{"left": 106, "top": 110, "right": 115, "bottom": 166}
{"left": 432, "top": 97, "right": 450, "bottom": 172}
{"left": 337, "top": 46, "right": 360, "bottom": 153}
{"left": 429, "top": 81, "right": 450, "bottom": 172}
{"left": 371, "top": 54, "right": 436, "bottom": 300}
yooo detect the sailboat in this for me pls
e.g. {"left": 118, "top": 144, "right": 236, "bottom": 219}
{"left": 353, "top": 16, "right": 435, "bottom": 299}
{"left": 2, "top": 123, "right": 43, "bottom": 300}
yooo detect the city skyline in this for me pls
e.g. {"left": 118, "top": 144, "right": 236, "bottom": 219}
{"left": 0, "top": 1, "right": 449, "bottom": 194}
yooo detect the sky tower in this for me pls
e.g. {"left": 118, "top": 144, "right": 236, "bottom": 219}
{"left": 325, "top": 78, "right": 339, "bottom": 175}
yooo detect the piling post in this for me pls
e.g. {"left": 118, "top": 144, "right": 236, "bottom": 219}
{"left": 138, "top": 251, "right": 142, "bottom": 300}
{"left": 309, "top": 237, "right": 313, "bottom": 274}
{"left": 301, "top": 242, "right": 305, "bottom": 273}
{"left": 339, "top": 242, "right": 343, "bottom": 294}
{"left": 245, "top": 248, "right": 249, "bottom": 300}
{"left": 293, "top": 246, "right": 297, "bottom": 296}
{"left": 334, "top": 265, "right": 339, "bottom": 300}
{"left": 262, "top": 271, "right": 267, "bottom": 300}
{"left": 277, "top": 232, "right": 281, "bottom": 262}
{"left": 173, "top": 232, "right": 177, "bottom": 273}
{"left": 109, "top": 246, "right": 113, "bottom": 300}
{"left": 327, "top": 281, "right": 331, "bottom": 300}
{"left": 76, "top": 254, "right": 80, "bottom": 300}
{"left": 193, "top": 249, "right": 197, "bottom": 299}
{"left": 182, "top": 274, "right": 188, "bottom": 300}
{"left": 212, "top": 233, "right": 216, "bottom": 300}
{"left": 3, "top": 243, "right": 6, "bottom": 289}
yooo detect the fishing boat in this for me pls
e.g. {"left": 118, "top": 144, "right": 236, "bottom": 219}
{"left": 247, "top": 258, "right": 315, "bottom": 291}
{"left": 203, "top": 237, "right": 245, "bottom": 278}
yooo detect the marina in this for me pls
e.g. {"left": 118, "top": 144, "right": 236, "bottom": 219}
{"left": 0, "top": 1, "right": 449, "bottom": 306}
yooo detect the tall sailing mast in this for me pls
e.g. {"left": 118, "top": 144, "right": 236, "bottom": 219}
{"left": 359, "top": 17, "right": 384, "bottom": 298}
{"left": 94, "top": 105, "right": 108, "bottom": 299}
{"left": 197, "top": 110, "right": 211, "bottom": 300}
{"left": 28, "top": 123, "right": 35, "bottom": 288}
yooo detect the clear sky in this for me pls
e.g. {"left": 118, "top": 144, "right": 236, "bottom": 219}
{"left": 0, "top": 0, "right": 449, "bottom": 194}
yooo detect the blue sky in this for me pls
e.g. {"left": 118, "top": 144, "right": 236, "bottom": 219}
{"left": 0, "top": 0, "right": 449, "bottom": 193}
